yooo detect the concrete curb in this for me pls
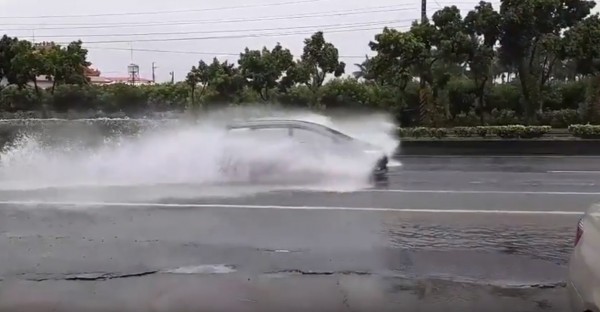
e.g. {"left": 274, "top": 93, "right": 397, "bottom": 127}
{"left": 397, "top": 140, "right": 600, "bottom": 156}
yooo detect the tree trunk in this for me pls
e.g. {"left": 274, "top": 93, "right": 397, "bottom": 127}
{"left": 260, "top": 87, "right": 269, "bottom": 101}
{"left": 51, "top": 79, "right": 57, "bottom": 95}
{"left": 477, "top": 78, "right": 488, "bottom": 125}
{"left": 190, "top": 87, "right": 195, "bottom": 109}
{"left": 418, "top": 76, "right": 428, "bottom": 126}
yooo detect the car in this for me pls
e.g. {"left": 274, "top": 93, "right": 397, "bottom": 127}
{"left": 221, "top": 118, "right": 390, "bottom": 185}
{"left": 567, "top": 202, "right": 600, "bottom": 312}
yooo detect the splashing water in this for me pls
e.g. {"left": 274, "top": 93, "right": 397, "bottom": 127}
{"left": 0, "top": 107, "right": 400, "bottom": 201}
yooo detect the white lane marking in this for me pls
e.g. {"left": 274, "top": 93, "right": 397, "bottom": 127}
{"left": 0, "top": 200, "right": 583, "bottom": 215}
{"left": 527, "top": 182, "right": 596, "bottom": 186}
{"left": 388, "top": 161, "right": 403, "bottom": 167}
{"left": 162, "top": 264, "right": 236, "bottom": 274}
{"left": 400, "top": 155, "right": 600, "bottom": 159}
{"left": 360, "top": 189, "right": 600, "bottom": 195}
{"left": 548, "top": 170, "right": 600, "bottom": 174}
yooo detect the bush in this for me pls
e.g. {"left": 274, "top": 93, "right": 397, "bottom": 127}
{"left": 97, "top": 84, "right": 149, "bottom": 115}
{"left": 536, "top": 109, "right": 582, "bottom": 128}
{"left": 493, "top": 125, "right": 551, "bottom": 139}
{"left": 0, "top": 86, "right": 42, "bottom": 112}
{"left": 398, "top": 127, "right": 448, "bottom": 139}
{"left": 487, "top": 83, "right": 522, "bottom": 113}
{"left": 452, "top": 126, "right": 474, "bottom": 137}
{"left": 446, "top": 78, "right": 476, "bottom": 116}
{"left": 400, "top": 125, "right": 551, "bottom": 139}
{"left": 488, "top": 109, "right": 522, "bottom": 125}
{"left": 143, "top": 83, "right": 188, "bottom": 112}
{"left": 319, "top": 78, "right": 371, "bottom": 109}
{"left": 568, "top": 124, "right": 600, "bottom": 139}
{"left": 50, "top": 84, "right": 99, "bottom": 112}
{"left": 451, "top": 111, "right": 481, "bottom": 127}
{"left": 559, "top": 80, "right": 587, "bottom": 110}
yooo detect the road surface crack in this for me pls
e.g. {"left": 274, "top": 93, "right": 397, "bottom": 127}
{"left": 65, "top": 270, "right": 158, "bottom": 281}
{"left": 18, "top": 270, "right": 159, "bottom": 282}
{"left": 266, "top": 269, "right": 371, "bottom": 276}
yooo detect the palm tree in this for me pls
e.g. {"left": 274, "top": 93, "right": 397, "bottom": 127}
{"left": 352, "top": 55, "right": 373, "bottom": 80}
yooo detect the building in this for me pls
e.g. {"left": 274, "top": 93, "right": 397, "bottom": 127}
{"left": 29, "top": 66, "right": 154, "bottom": 89}
{"left": 84, "top": 66, "right": 154, "bottom": 86}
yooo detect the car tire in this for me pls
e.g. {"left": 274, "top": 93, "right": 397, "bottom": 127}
{"left": 371, "top": 171, "right": 389, "bottom": 187}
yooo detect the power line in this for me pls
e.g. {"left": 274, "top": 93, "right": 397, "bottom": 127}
{"left": 0, "top": 0, "right": 329, "bottom": 19}
{"left": 53, "top": 22, "right": 411, "bottom": 45}
{"left": 86, "top": 46, "right": 374, "bottom": 59}
{"left": 26, "top": 19, "right": 411, "bottom": 39}
{"left": 1, "top": 5, "right": 416, "bottom": 30}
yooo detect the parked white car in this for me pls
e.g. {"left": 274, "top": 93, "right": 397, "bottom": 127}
{"left": 567, "top": 202, "right": 600, "bottom": 312}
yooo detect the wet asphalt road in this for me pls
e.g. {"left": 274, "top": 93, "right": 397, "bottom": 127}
{"left": 1, "top": 156, "right": 599, "bottom": 312}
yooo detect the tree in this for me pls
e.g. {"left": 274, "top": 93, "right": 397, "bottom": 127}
{"left": 498, "top": 0, "right": 596, "bottom": 121}
{"left": 8, "top": 40, "right": 45, "bottom": 91}
{"left": 0, "top": 35, "right": 19, "bottom": 84}
{"left": 463, "top": 1, "right": 502, "bottom": 123}
{"left": 369, "top": 27, "right": 427, "bottom": 120}
{"left": 185, "top": 64, "right": 201, "bottom": 107}
{"left": 238, "top": 43, "right": 294, "bottom": 101}
{"left": 563, "top": 13, "right": 600, "bottom": 76}
{"left": 428, "top": 6, "right": 473, "bottom": 122}
{"left": 289, "top": 31, "right": 346, "bottom": 96}
{"left": 186, "top": 58, "right": 247, "bottom": 106}
{"left": 563, "top": 13, "right": 600, "bottom": 121}
{"left": 208, "top": 60, "right": 246, "bottom": 100}
{"left": 43, "top": 41, "right": 91, "bottom": 93}
{"left": 352, "top": 55, "right": 379, "bottom": 83}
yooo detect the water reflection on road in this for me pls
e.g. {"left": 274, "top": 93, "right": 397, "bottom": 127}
{"left": 0, "top": 156, "right": 599, "bottom": 311}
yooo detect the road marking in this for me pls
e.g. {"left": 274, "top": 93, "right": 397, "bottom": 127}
{"left": 399, "top": 155, "right": 600, "bottom": 159}
{"left": 0, "top": 200, "right": 584, "bottom": 215}
{"left": 360, "top": 189, "right": 600, "bottom": 195}
{"left": 548, "top": 170, "right": 600, "bottom": 174}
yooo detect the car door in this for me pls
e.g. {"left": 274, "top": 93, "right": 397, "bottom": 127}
{"left": 289, "top": 126, "right": 338, "bottom": 157}
{"left": 221, "top": 125, "right": 292, "bottom": 179}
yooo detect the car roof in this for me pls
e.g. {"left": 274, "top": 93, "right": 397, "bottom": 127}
{"left": 225, "top": 118, "right": 355, "bottom": 141}
{"left": 226, "top": 118, "right": 325, "bottom": 129}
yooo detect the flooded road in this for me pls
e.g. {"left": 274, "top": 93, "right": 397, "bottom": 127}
{"left": 0, "top": 156, "right": 598, "bottom": 311}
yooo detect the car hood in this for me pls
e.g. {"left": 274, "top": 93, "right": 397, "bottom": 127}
{"left": 350, "top": 140, "right": 386, "bottom": 155}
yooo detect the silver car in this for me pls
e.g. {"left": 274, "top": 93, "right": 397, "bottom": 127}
{"left": 220, "top": 119, "right": 389, "bottom": 184}
{"left": 567, "top": 202, "right": 600, "bottom": 312}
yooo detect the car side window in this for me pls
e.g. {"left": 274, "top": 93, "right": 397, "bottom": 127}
{"left": 290, "top": 127, "right": 334, "bottom": 145}
{"left": 250, "top": 126, "right": 291, "bottom": 141}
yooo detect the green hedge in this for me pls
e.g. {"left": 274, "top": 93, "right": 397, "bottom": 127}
{"left": 568, "top": 124, "right": 600, "bottom": 139}
{"left": 399, "top": 125, "right": 553, "bottom": 139}
{"left": 400, "top": 125, "right": 600, "bottom": 139}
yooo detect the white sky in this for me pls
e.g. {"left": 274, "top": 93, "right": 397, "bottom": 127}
{"left": 1, "top": 0, "right": 592, "bottom": 82}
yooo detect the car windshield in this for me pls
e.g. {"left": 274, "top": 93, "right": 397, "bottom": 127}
{"left": 320, "top": 125, "right": 355, "bottom": 142}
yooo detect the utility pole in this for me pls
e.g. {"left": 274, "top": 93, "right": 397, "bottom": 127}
{"left": 421, "top": 0, "right": 426, "bottom": 22}
{"left": 151, "top": 62, "right": 157, "bottom": 83}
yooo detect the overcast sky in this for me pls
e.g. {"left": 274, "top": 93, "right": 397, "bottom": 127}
{"left": 1, "top": 0, "right": 594, "bottom": 82}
